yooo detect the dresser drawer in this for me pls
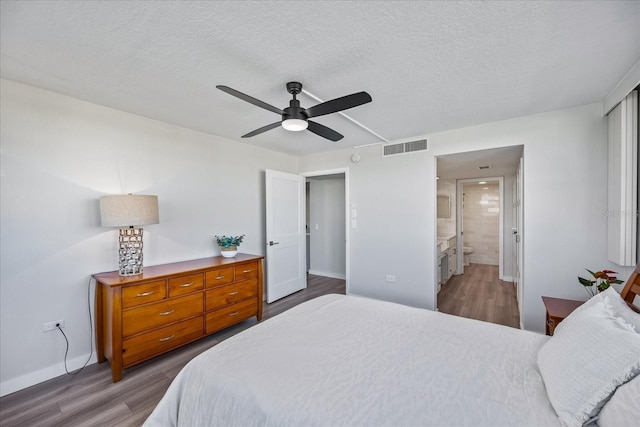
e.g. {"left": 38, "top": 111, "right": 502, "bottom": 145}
{"left": 206, "top": 298, "right": 258, "bottom": 334}
{"left": 123, "top": 293, "right": 203, "bottom": 337}
{"left": 205, "top": 267, "right": 235, "bottom": 288}
{"left": 234, "top": 261, "right": 259, "bottom": 281}
{"left": 122, "top": 316, "right": 203, "bottom": 366}
{"left": 169, "top": 273, "right": 204, "bottom": 297}
{"left": 122, "top": 280, "right": 166, "bottom": 308}
{"left": 206, "top": 278, "right": 258, "bottom": 311}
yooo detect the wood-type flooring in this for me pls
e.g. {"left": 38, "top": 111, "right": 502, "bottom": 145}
{"left": 438, "top": 263, "right": 521, "bottom": 329}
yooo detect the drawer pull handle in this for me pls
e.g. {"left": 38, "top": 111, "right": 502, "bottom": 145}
{"left": 229, "top": 311, "right": 239, "bottom": 316}
{"left": 159, "top": 309, "right": 175, "bottom": 316}
{"left": 228, "top": 291, "right": 239, "bottom": 296}
{"left": 180, "top": 282, "right": 194, "bottom": 287}
{"left": 215, "top": 276, "right": 225, "bottom": 280}
{"left": 159, "top": 335, "right": 175, "bottom": 342}
{"left": 136, "top": 291, "right": 154, "bottom": 297}
{"left": 242, "top": 269, "right": 252, "bottom": 273}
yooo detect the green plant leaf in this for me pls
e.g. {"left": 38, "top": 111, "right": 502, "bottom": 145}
{"left": 214, "top": 234, "right": 245, "bottom": 247}
{"left": 578, "top": 276, "right": 595, "bottom": 287}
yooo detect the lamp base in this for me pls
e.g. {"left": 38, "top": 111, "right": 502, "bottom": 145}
{"left": 119, "top": 227, "right": 144, "bottom": 276}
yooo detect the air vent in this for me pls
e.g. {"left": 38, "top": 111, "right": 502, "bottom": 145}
{"left": 383, "top": 139, "right": 428, "bottom": 157}
{"left": 478, "top": 165, "right": 492, "bottom": 170}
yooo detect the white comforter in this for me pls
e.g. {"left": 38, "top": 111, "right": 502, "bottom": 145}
{"left": 144, "top": 294, "right": 560, "bottom": 427}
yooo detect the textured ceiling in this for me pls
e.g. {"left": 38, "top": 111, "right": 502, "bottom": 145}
{"left": 1, "top": 1, "right": 639, "bottom": 157}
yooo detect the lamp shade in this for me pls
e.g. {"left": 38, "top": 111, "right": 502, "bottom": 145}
{"left": 100, "top": 194, "right": 159, "bottom": 227}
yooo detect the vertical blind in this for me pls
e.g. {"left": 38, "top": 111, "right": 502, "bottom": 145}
{"left": 607, "top": 90, "right": 638, "bottom": 266}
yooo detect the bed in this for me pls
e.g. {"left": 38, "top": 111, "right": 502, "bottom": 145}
{"left": 144, "top": 266, "right": 640, "bottom": 427}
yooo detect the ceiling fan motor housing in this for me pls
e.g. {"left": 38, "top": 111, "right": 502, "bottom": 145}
{"left": 283, "top": 99, "right": 308, "bottom": 121}
{"left": 284, "top": 82, "right": 307, "bottom": 121}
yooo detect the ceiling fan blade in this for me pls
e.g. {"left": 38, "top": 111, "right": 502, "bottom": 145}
{"left": 242, "top": 122, "right": 281, "bottom": 138}
{"left": 217, "top": 85, "right": 284, "bottom": 115}
{"left": 305, "top": 91, "right": 372, "bottom": 118}
{"left": 307, "top": 120, "right": 343, "bottom": 142}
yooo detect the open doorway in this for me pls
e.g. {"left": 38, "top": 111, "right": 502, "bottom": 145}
{"left": 303, "top": 169, "right": 350, "bottom": 293}
{"left": 435, "top": 146, "right": 523, "bottom": 328}
{"left": 456, "top": 177, "right": 504, "bottom": 278}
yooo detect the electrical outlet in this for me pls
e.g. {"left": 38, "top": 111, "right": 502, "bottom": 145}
{"left": 43, "top": 319, "right": 64, "bottom": 332}
{"left": 385, "top": 275, "right": 396, "bottom": 283}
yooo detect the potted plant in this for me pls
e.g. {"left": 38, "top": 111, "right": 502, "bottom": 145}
{"left": 577, "top": 268, "right": 624, "bottom": 297}
{"left": 215, "top": 234, "right": 245, "bottom": 258}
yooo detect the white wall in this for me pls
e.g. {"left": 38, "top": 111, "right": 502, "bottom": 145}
{"left": 308, "top": 176, "right": 346, "bottom": 279}
{"left": 300, "top": 103, "right": 636, "bottom": 333}
{"left": 301, "top": 150, "right": 434, "bottom": 309}
{"left": 0, "top": 79, "right": 298, "bottom": 396}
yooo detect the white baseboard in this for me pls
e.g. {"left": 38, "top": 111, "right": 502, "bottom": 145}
{"left": 502, "top": 276, "right": 514, "bottom": 283}
{"left": 308, "top": 270, "right": 346, "bottom": 280}
{"left": 0, "top": 353, "right": 97, "bottom": 397}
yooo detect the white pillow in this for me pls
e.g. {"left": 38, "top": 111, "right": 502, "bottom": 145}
{"left": 570, "top": 287, "right": 640, "bottom": 333}
{"left": 604, "top": 287, "right": 640, "bottom": 332}
{"left": 555, "top": 287, "right": 640, "bottom": 335}
{"left": 537, "top": 294, "right": 640, "bottom": 427}
{"left": 597, "top": 375, "right": 640, "bottom": 427}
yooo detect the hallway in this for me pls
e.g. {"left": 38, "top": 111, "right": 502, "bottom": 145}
{"left": 437, "top": 263, "right": 520, "bottom": 329}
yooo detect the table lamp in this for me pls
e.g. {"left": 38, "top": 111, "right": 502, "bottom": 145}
{"left": 99, "top": 194, "right": 159, "bottom": 276}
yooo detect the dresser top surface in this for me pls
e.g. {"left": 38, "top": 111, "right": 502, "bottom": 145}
{"left": 94, "top": 253, "right": 263, "bottom": 286}
{"left": 541, "top": 296, "right": 584, "bottom": 318}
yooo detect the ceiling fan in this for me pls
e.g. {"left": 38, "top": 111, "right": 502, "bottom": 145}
{"left": 216, "top": 82, "right": 372, "bottom": 142}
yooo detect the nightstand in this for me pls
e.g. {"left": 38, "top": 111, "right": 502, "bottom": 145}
{"left": 541, "top": 296, "right": 584, "bottom": 336}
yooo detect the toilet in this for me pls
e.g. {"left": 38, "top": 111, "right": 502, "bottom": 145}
{"left": 463, "top": 246, "right": 474, "bottom": 266}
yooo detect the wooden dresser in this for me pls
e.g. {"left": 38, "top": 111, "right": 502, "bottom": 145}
{"left": 94, "top": 254, "right": 263, "bottom": 382}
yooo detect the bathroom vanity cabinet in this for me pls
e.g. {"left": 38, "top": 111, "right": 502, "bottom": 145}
{"left": 447, "top": 241, "right": 457, "bottom": 279}
{"left": 437, "top": 235, "right": 457, "bottom": 287}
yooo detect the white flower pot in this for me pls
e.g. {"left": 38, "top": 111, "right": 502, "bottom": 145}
{"left": 221, "top": 246, "right": 237, "bottom": 258}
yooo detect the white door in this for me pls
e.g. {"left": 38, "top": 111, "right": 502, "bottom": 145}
{"left": 514, "top": 157, "right": 524, "bottom": 324}
{"left": 512, "top": 180, "right": 519, "bottom": 299}
{"left": 265, "top": 169, "right": 307, "bottom": 303}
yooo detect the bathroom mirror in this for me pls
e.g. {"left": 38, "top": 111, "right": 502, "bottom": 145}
{"left": 437, "top": 195, "right": 451, "bottom": 218}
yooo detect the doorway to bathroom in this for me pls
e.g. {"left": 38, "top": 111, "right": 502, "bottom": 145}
{"left": 435, "top": 145, "right": 523, "bottom": 328}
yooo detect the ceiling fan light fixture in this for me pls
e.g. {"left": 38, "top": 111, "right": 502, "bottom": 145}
{"left": 282, "top": 118, "right": 308, "bottom": 132}
{"left": 217, "top": 82, "right": 371, "bottom": 141}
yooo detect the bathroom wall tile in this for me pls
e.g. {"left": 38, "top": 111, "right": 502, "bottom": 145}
{"left": 462, "top": 183, "right": 499, "bottom": 265}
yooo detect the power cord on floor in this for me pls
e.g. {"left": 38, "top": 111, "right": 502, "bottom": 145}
{"left": 56, "top": 275, "right": 94, "bottom": 375}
